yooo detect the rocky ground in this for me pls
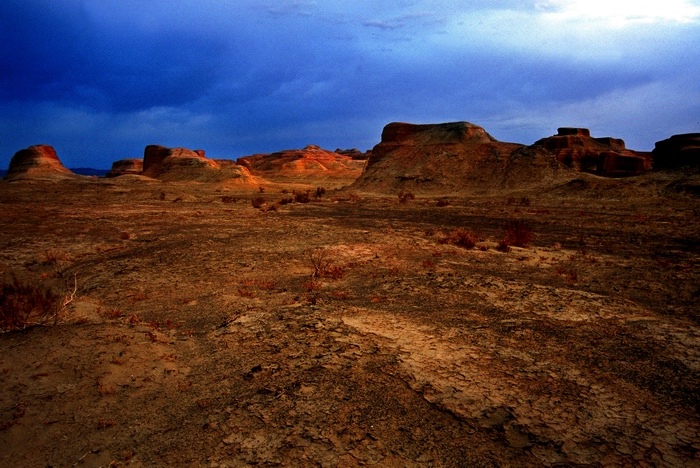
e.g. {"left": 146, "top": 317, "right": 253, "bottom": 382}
{"left": 0, "top": 178, "right": 699, "bottom": 466}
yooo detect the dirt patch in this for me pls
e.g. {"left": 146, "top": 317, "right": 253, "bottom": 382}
{"left": 0, "top": 179, "right": 699, "bottom": 466}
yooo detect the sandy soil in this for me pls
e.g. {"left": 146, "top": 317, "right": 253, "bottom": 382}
{"left": 0, "top": 177, "right": 699, "bottom": 466}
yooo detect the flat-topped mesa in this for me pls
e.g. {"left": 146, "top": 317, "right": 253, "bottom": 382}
{"left": 652, "top": 133, "right": 700, "bottom": 170}
{"left": 352, "top": 121, "right": 570, "bottom": 194}
{"left": 533, "top": 128, "right": 650, "bottom": 177}
{"left": 4, "top": 145, "right": 75, "bottom": 180}
{"left": 106, "top": 159, "right": 144, "bottom": 178}
{"left": 366, "top": 121, "right": 496, "bottom": 171}
{"left": 556, "top": 127, "right": 591, "bottom": 137}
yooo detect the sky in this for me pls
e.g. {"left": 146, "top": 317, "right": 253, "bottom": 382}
{"left": 1, "top": 0, "right": 699, "bottom": 169}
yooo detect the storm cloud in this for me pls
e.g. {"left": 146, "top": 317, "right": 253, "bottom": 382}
{"left": 1, "top": 0, "right": 698, "bottom": 168}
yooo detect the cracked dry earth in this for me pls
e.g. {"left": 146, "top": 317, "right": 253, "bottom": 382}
{"left": 1, "top": 180, "right": 699, "bottom": 466}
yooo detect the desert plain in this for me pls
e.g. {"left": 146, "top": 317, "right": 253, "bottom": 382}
{"left": 1, "top": 124, "right": 700, "bottom": 466}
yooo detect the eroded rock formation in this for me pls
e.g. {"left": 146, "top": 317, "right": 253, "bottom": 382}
{"left": 533, "top": 128, "right": 651, "bottom": 177}
{"left": 106, "top": 159, "right": 144, "bottom": 178}
{"left": 140, "top": 145, "right": 260, "bottom": 184}
{"left": 652, "top": 134, "right": 700, "bottom": 170}
{"left": 4, "top": 145, "right": 75, "bottom": 181}
{"left": 352, "top": 122, "right": 569, "bottom": 194}
{"left": 237, "top": 145, "right": 365, "bottom": 183}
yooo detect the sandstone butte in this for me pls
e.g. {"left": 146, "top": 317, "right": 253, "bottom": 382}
{"left": 351, "top": 121, "right": 569, "bottom": 194}
{"left": 236, "top": 145, "right": 367, "bottom": 183}
{"left": 106, "top": 158, "right": 144, "bottom": 178}
{"left": 137, "top": 145, "right": 260, "bottom": 185}
{"left": 3, "top": 145, "right": 76, "bottom": 181}
{"left": 652, "top": 133, "right": 700, "bottom": 170}
{"left": 533, "top": 128, "right": 652, "bottom": 177}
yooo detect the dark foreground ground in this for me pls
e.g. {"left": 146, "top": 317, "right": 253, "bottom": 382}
{"left": 0, "top": 178, "right": 699, "bottom": 466}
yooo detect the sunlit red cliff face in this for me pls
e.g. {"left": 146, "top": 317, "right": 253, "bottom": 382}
{"left": 3, "top": 122, "right": 698, "bottom": 192}
{"left": 4, "top": 145, "right": 76, "bottom": 181}
{"left": 236, "top": 145, "right": 366, "bottom": 186}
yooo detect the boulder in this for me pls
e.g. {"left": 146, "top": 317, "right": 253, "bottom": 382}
{"left": 4, "top": 145, "right": 75, "bottom": 180}
{"left": 106, "top": 159, "right": 143, "bottom": 178}
{"left": 652, "top": 133, "right": 700, "bottom": 170}
{"left": 533, "top": 128, "right": 650, "bottom": 177}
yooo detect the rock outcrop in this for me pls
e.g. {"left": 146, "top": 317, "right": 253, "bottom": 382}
{"left": 237, "top": 145, "right": 366, "bottom": 185}
{"left": 334, "top": 148, "right": 370, "bottom": 160}
{"left": 351, "top": 122, "right": 569, "bottom": 194}
{"left": 533, "top": 128, "right": 651, "bottom": 177}
{"left": 106, "top": 159, "right": 144, "bottom": 178}
{"left": 652, "top": 134, "right": 700, "bottom": 170}
{"left": 140, "top": 145, "right": 260, "bottom": 185}
{"left": 4, "top": 145, "right": 76, "bottom": 181}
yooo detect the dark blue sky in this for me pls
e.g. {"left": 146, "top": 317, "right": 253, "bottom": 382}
{"left": 1, "top": 0, "right": 699, "bottom": 168}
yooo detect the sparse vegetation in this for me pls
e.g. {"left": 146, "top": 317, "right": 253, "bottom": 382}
{"left": 294, "top": 190, "right": 311, "bottom": 203}
{"left": 502, "top": 219, "right": 533, "bottom": 248}
{"left": 315, "top": 187, "right": 326, "bottom": 198}
{"left": 0, "top": 272, "right": 75, "bottom": 332}
{"left": 436, "top": 198, "right": 449, "bottom": 207}
{"left": 398, "top": 191, "right": 415, "bottom": 203}
{"left": 251, "top": 197, "right": 266, "bottom": 209}
{"left": 308, "top": 247, "right": 336, "bottom": 278}
{"left": 439, "top": 228, "right": 478, "bottom": 249}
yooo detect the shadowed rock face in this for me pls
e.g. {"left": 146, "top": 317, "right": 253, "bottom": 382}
{"left": 352, "top": 121, "right": 569, "bottom": 194}
{"left": 366, "top": 122, "right": 496, "bottom": 170}
{"left": 237, "top": 145, "right": 365, "bottom": 182}
{"left": 533, "top": 128, "right": 650, "bottom": 177}
{"left": 4, "top": 145, "right": 75, "bottom": 180}
{"left": 652, "top": 134, "right": 700, "bottom": 170}
{"left": 106, "top": 159, "right": 144, "bottom": 178}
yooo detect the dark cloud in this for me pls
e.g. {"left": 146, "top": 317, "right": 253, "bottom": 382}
{"left": 0, "top": 1, "right": 698, "bottom": 169}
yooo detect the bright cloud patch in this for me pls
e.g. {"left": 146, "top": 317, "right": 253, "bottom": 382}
{"left": 536, "top": 0, "right": 700, "bottom": 26}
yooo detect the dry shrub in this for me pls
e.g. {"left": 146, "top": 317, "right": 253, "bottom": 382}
{"left": 302, "top": 279, "right": 321, "bottom": 292}
{"left": 294, "top": 191, "right": 311, "bottom": 203}
{"left": 0, "top": 272, "right": 73, "bottom": 332}
{"left": 324, "top": 265, "right": 345, "bottom": 280}
{"left": 251, "top": 197, "right": 266, "bottom": 209}
{"left": 221, "top": 196, "right": 238, "bottom": 204}
{"left": 503, "top": 220, "right": 533, "bottom": 248}
{"left": 398, "top": 192, "right": 415, "bottom": 203}
{"left": 308, "top": 247, "right": 335, "bottom": 278}
{"left": 279, "top": 197, "right": 294, "bottom": 205}
{"left": 331, "top": 290, "right": 351, "bottom": 300}
{"left": 439, "top": 228, "right": 477, "bottom": 249}
{"left": 496, "top": 240, "right": 511, "bottom": 253}
{"left": 435, "top": 198, "right": 449, "bottom": 207}
{"left": 519, "top": 197, "right": 531, "bottom": 206}
{"left": 315, "top": 187, "right": 326, "bottom": 198}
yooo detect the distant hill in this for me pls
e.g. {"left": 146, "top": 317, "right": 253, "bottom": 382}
{"left": 71, "top": 168, "right": 109, "bottom": 177}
